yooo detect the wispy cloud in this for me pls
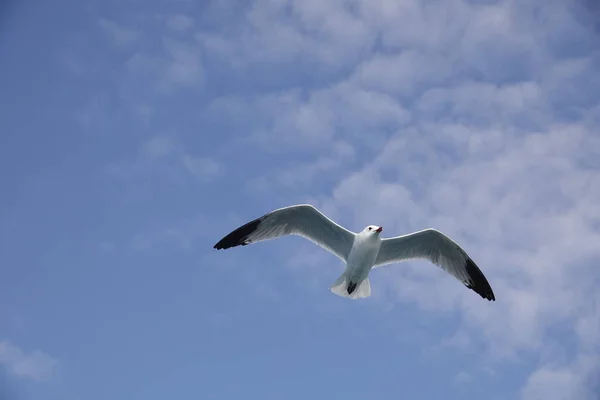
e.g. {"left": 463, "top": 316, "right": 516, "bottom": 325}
{"left": 161, "top": 39, "right": 204, "bottom": 89}
{"left": 181, "top": 154, "right": 222, "bottom": 182}
{"left": 106, "top": 136, "right": 223, "bottom": 200}
{"left": 522, "top": 353, "right": 599, "bottom": 400}
{"left": 167, "top": 15, "right": 194, "bottom": 32}
{"left": 0, "top": 340, "right": 58, "bottom": 383}
{"left": 98, "top": 19, "right": 140, "bottom": 47}
{"left": 130, "top": 212, "right": 215, "bottom": 252}
{"left": 84, "top": 16, "right": 205, "bottom": 109}
{"left": 97, "top": 241, "right": 116, "bottom": 253}
{"left": 455, "top": 371, "right": 473, "bottom": 385}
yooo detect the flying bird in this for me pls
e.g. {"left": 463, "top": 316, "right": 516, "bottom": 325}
{"left": 213, "top": 204, "right": 495, "bottom": 301}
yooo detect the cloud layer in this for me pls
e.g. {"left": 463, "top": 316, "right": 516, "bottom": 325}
{"left": 87, "top": 0, "right": 599, "bottom": 398}
{"left": 192, "top": 0, "right": 600, "bottom": 398}
{"left": 0, "top": 340, "right": 57, "bottom": 383}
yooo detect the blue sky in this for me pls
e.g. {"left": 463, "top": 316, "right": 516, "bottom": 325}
{"left": 1, "top": 0, "right": 599, "bottom": 399}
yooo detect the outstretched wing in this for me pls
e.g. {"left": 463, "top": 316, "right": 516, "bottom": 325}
{"left": 374, "top": 229, "right": 495, "bottom": 301}
{"left": 213, "top": 204, "right": 356, "bottom": 261}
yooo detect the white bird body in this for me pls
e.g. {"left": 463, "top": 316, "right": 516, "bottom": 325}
{"left": 346, "top": 229, "right": 381, "bottom": 280}
{"left": 214, "top": 204, "right": 496, "bottom": 301}
{"left": 329, "top": 226, "right": 382, "bottom": 299}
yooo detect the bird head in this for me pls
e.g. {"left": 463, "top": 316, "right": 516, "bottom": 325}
{"left": 363, "top": 225, "right": 383, "bottom": 236}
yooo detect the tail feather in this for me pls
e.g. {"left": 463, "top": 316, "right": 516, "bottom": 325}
{"left": 330, "top": 273, "right": 371, "bottom": 299}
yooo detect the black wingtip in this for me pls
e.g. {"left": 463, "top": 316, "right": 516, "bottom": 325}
{"left": 464, "top": 258, "right": 496, "bottom": 301}
{"left": 213, "top": 217, "right": 262, "bottom": 250}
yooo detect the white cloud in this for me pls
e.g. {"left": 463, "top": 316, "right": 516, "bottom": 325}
{"left": 182, "top": 155, "right": 223, "bottom": 182}
{"left": 130, "top": 213, "right": 213, "bottom": 252}
{"left": 75, "top": 94, "right": 112, "bottom": 136}
{"left": 97, "top": 241, "right": 116, "bottom": 253}
{"left": 0, "top": 341, "right": 57, "bottom": 383}
{"left": 95, "top": 30, "right": 205, "bottom": 96}
{"left": 351, "top": 50, "right": 455, "bottom": 97}
{"left": 141, "top": 136, "right": 176, "bottom": 159}
{"left": 455, "top": 371, "right": 473, "bottom": 384}
{"left": 161, "top": 39, "right": 204, "bottom": 88}
{"left": 167, "top": 15, "right": 194, "bottom": 32}
{"left": 522, "top": 354, "right": 599, "bottom": 400}
{"left": 98, "top": 19, "right": 140, "bottom": 47}
{"left": 207, "top": 81, "right": 410, "bottom": 161}
{"left": 106, "top": 136, "right": 223, "bottom": 200}
{"left": 196, "top": 0, "right": 377, "bottom": 69}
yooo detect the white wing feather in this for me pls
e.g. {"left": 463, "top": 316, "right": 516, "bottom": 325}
{"left": 213, "top": 204, "right": 356, "bottom": 262}
{"left": 374, "top": 229, "right": 495, "bottom": 301}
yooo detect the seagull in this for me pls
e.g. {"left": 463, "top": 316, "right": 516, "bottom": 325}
{"left": 213, "top": 204, "right": 495, "bottom": 301}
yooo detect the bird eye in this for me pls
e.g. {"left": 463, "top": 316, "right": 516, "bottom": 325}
{"left": 368, "top": 227, "right": 372, "bottom": 230}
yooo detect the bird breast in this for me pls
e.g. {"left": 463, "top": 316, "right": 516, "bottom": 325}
{"left": 346, "top": 238, "right": 381, "bottom": 279}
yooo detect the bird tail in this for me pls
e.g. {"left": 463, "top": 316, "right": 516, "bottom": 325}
{"left": 329, "top": 272, "right": 371, "bottom": 299}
